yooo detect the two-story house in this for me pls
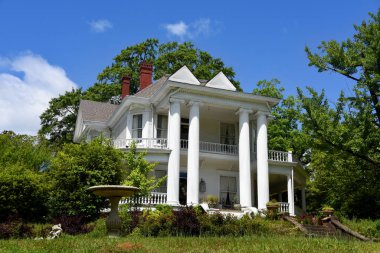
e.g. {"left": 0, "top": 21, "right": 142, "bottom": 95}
{"left": 74, "top": 62, "right": 307, "bottom": 215}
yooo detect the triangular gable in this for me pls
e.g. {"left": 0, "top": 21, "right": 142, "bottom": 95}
{"left": 168, "top": 66, "right": 200, "bottom": 85}
{"left": 205, "top": 72, "right": 236, "bottom": 91}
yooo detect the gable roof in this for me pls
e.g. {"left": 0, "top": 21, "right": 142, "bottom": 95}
{"left": 168, "top": 66, "right": 200, "bottom": 85}
{"left": 79, "top": 100, "right": 118, "bottom": 122}
{"left": 205, "top": 72, "right": 236, "bottom": 91}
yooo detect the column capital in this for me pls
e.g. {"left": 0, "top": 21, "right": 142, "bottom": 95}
{"left": 187, "top": 100, "right": 203, "bottom": 107}
{"left": 253, "top": 111, "right": 271, "bottom": 118}
{"left": 169, "top": 98, "right": 185, "bottom": 104}
{"left": 235, "top": 107, "right": 253, "bottom": 115}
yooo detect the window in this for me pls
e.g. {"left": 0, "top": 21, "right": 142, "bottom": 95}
{"left": 220, "top": 176, "right": 237, "bottom": 207}
{"left": 154, "top": 170, "right": 167, "bottom": 193}
{"left": 220, "top": 123, "right": 235, "bottom": 145}
{"left": 157, "top": 115, "right": 168, "bottom": 138}
{"left": 132, "top": 114, "right": 143, "bottom": 139}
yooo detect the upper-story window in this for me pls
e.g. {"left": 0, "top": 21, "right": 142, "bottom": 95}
{"left": 220, "top": 123, "right": 236, "bottom": 145}
{"left": 157, "top": 115, "right": 168, "bottom": 138}
{"left": 132, "top": 114, "right": 143, "bottom": 138}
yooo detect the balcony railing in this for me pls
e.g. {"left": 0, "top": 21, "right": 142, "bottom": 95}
{"left": 114, "top": 138, "right": 293, "bottom": 162}
{"left": 268, "top": 150, "right": 292, "bottom": 162}
{"left": 120, "top": 192, "right": 167, "bottom": 205}
{"left": 113, "top": 138, "right": 168, "bottom": 149}
{"left": 181, "top": 139, "right": 238, "bottom": 155}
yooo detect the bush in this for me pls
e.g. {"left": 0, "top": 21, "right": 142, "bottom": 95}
{"left": 0, "top": 165, "right": 49, "bottom": 222}
{"left": 0, "top": 216, "right": 33, "bottom": 239}
{"left": 48, "top": 137, "right": 125, "bottom": 219}
{"left": 172, "top": 207, "right": 200, "bottom": 236}
{"left": 53, "top": 215, "right": 94, "bottom": 235}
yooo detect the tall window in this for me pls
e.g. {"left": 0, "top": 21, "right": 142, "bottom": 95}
{"left": 132, "top": 114, "right": 143, "bottom": 138}
{"left": 157, "top": 115, "right": 168, "bottom": 138}
{"left": 154, "top": 170, "right": 167, "bottom": 193}
{"left": 220, "top": 123, "right": 235, "bottom": 145}
{"left": 220, "top": 176, "right": 237, "bottom": 207}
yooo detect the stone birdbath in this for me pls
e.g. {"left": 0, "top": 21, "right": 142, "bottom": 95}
{"left": 88, "top": 185, "right": 139, "bottom": 237}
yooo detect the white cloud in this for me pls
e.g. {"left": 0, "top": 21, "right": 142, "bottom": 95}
{"left": 89, "top": 19, "right": 113, "bottom": 33}
{"left": 163, "top": 18, "right": 215, "bottom": 39}
{"left": 164, "top": 21, "right": 189, "bottom": 37}
{"left": 0, "top": 53, "right": 77, "bottom": 135}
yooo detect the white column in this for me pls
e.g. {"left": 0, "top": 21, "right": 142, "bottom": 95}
{"left": 301, "top": 187, "right": 306, "bottom": 212}
{"left": 166, "top": 99, "right": 182, "bottom": 206}
{"left": 287, "top": 174, "right": 295, "bottom": 216}
{"left": 257, "top": 112, "right": 269, "bottom": 210}
{"left": 238, "top": 108, "right": 252, "bottom": 208}
{"left": 187, "top": 101, "right": 200, "bottom": 205}
{"left": 126, "top": 112, "right": 132, "bottom": 139}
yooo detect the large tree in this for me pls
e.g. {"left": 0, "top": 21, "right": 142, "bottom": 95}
{"left": 39, "top": 39, "right": 240, "bottom": 145}
{"left": 302, "top": 9, "right": 380, "bottom": 218}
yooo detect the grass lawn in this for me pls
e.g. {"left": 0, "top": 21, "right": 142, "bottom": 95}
{"left": 1, "top": 234, "right": 379, "bottom": 253}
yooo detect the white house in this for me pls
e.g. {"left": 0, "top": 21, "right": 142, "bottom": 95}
{"left": 74, "top": 63, "right": 307, "bottom": 215}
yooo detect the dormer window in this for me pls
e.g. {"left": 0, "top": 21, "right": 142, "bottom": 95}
{"left": 132, "top": 114, "right": 143, "bottom": 138}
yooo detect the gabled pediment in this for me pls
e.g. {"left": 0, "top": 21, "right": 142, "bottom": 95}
{"left": 205, "top": 72, "right": 236, "bottom": 91}
{"left": 168, "top": 66, "right": 200, "bottom": 85}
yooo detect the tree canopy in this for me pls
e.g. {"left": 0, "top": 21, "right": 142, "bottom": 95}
{"left": 39, "top": 39, "right": 240, "bottom": 145}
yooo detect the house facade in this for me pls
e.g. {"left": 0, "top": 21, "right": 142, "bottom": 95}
{"left": 74, "top": 63, "right": 307, "bottom": 215}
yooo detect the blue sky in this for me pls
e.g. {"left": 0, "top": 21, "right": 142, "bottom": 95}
{"left": 0, "top": 0, "right": 378, "bottom": 134}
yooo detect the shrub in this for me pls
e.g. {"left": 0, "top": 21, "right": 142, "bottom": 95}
{"left": 48, "top": 137, "right": 125, "bottom": 219}
{"left": 172, "top": 207, "right": 200, "bottom": 236}
{"left": 0, "top": 165, "right": 49, "bottom": 222}
{"left": 139, "top": 209, "right": 174, "bottom": 236}
{"left": 53, "top": 215, "right": 94, "bottom": 235}
{"left": 0, "top": 216, "right": 33, "bottom": 239}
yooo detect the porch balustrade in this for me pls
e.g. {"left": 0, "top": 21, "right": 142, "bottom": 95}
{"left": 278, "top": 202, "right": 290, "bottom": 213}
{"left": 113, "top": 138, "right": 168, "bottom": 149}
{"left": 113, "top": 138, "right": 293, "bottom": 162}
{"left": 120, "top": 192, "right": 167, "bottom": 205}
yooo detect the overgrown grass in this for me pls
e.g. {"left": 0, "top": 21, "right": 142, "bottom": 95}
{"left": 341, "top": 217, "right": 380, "bottom": 239}
{"left": 1, "top": 218, "right": 379, "bottom": 253}
{"left": 1, "top": 234, "right": 379, "bottom": 253}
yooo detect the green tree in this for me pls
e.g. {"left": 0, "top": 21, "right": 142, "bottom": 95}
{"left": 123, "top": 142, "right": 166, "bottom": 198}
{"left": 48, "top": 137, "right": 125, "bottom": 219}
{"left": 40, "top": 39, "right": 240, "bottom": 146}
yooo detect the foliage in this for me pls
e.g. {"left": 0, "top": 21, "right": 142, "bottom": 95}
{"left": 0, "top": 131, "right": 52, "bottom": 171}
{"left": 123, "top": 142, "right": 166, "bottom": 197}
{"left": 0, "top": 165, "right": 50, "bottom": 222}
{"left": 48, "top": 137, "right": 125, "bottom": 219}
{"left": 301, "top": 9, "right": 380, "bottom": 219}
{"left": 0, "top": 216, "right": 34, "bottom": 239}
{"left": 204, "top": 195, "right": 219, "bottom": 205}
{"left": 341, "top": 217, "right": 380, "bottom": 239}
{"left": 53, "top": 215, "right": 94, "bottom": 235}
{"left": 40, "top": 39, "right": 240, "bottom": 145}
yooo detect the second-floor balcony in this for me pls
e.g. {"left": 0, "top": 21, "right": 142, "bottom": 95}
{"left": 113, "top": 138, "right": 293, "bottom": 163}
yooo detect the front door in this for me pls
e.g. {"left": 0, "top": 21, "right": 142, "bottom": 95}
{"left": 179, "top": 172, "right": 187, "bottom": 205}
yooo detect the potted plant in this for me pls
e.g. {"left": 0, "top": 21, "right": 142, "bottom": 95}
{"left": 206, "top": 195, "right": 219, "bottom": 208}
{"left": 321, "top": 205, "right": 334, "bottom": 216}
{"left": 266, "top": 199, "right": 279, "bottom": 219}
{"left": 233, "top": 196, "right": 241, "bottom": 210}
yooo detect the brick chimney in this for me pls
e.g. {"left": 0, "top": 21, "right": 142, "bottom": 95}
{"left": 121, "top": 76, "right": 131, "bottom": 99}
{"left": 139, "top": 62, "right": 153, "bottom": 91}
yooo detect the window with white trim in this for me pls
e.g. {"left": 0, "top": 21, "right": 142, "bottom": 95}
{"left": 157, "top": 115, "right": 168, "bottom": 138}
{"left": 220, "top": 123, "right": 236, "bottom": 145}
{"left": 132, "top": 114, "right": 143, "bottom": 138}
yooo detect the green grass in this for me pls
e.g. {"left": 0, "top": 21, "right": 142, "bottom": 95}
{"left": 341, "top": 217, "right": 380, "bottom": 239}
{"left": 1, "top": 234, "right": 379, "bottom": 253}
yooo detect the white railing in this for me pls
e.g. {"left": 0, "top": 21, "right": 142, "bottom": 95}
{"left": 114, "top": 138, "right": 168, "bottom": 149}
{"left": 268, "top": 150, "right": 292, "bottom": 162}
{"left": 180, "top": 139, "right": 238, "bottom": 155}
{"left": 120, "top": 192, "right": 167, "bottom": 205}
{"left": 278, "top": 202, "right": 289, "bottom": 213}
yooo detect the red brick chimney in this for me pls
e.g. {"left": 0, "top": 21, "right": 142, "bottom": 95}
{"left": 121, "top": 76, "right": 131, "bottom": 99}
{"left": 139, "top": 62, "right": 153, "bottom": 91}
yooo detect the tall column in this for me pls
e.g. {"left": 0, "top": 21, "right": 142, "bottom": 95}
{"left": 187, "top": 101, "right": 200, "bottom": 205}
{"left": 238, "top": 108, "right": 252, "bottom": 207}
{"left": 257, "top": 112, "right": 269, "bottom": 210}
{"left": 301, "top": 187, "right": 306, "bottom": 212}
{"left": 166, "top": 98, "right": 182, "bottom": 206}
{"left": 287, "top": 174, "right": 295, "bottom": 216}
